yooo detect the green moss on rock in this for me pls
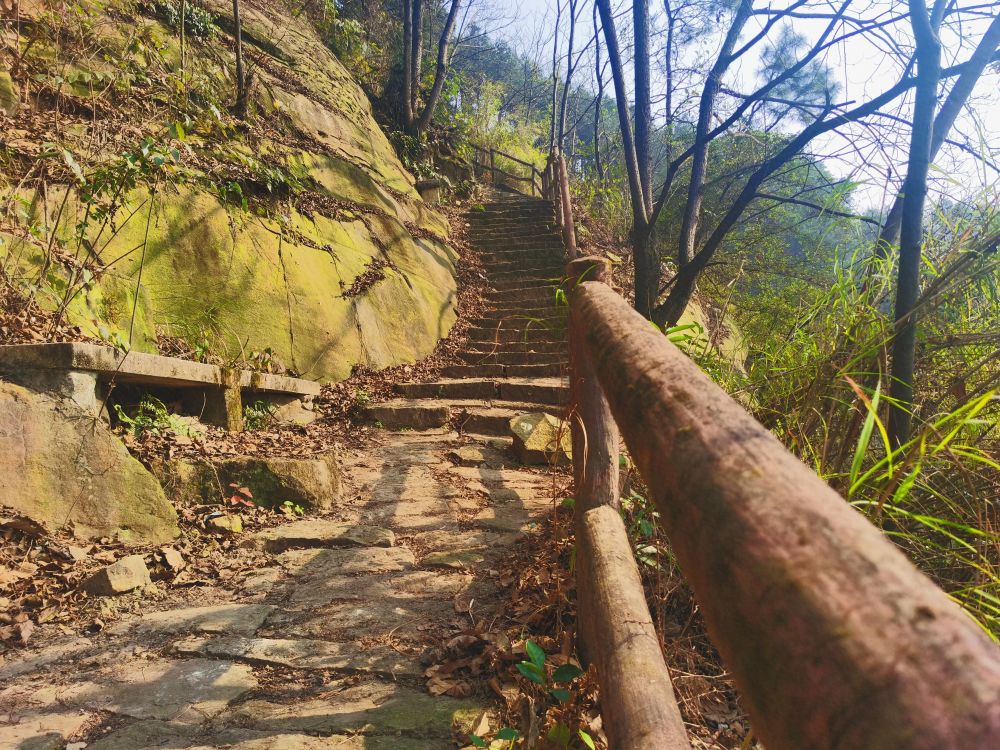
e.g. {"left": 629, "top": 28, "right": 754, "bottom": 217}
{"left": 0, "top": 382, "right": 178, "bottom": 544}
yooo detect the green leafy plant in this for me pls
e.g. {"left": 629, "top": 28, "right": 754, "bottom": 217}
{"left": 114, "top": 396, "right": 197, "bottom": 438}
{"left": 280, "top": 500, "right": 305, "bottom": 516}
{"left": 152, "top": 0, "right": 217, "bottom": 39}
{"left": 243, "top": 400, "right": 275, "bottom": 431}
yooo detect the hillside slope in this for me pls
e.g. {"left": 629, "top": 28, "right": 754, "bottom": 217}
{"left": 0, "top": 0, "right": 456, "bottom": 380}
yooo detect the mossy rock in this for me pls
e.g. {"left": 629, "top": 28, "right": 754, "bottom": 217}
{"left": 154, "top": 453, "right": 340, "bottom": 511}
{"left": 0, "top": 382, "right": 178, "bottom": 544}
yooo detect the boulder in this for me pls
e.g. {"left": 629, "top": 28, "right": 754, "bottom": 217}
{"left": 0, "top": 382, "right": 179, "bottom": 544}
{"left": 154, "top": 452, "right": 340, "bottom": 511}
{"left": 83, "top": 555, "right": 151, "bottom": 595}
{"left": 0, "top": 69, "right": 17, "bottom": 115}
{"left": 270, "top": 398, "right": 318, "bottom": 427}
{"left": 509, "top": 412, "right": 572, "bottom": 465}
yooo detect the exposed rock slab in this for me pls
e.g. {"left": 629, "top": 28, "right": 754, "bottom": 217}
{"left": 285, "top": 570, "right": 471, "bottom": 609}
{"left": 0, "top": 382, "right": 178, "bottom": 544}
{"left": 264, "top": 597, "right": 449, "bottom": 642}
{"left": 154, "top": 453, "right": 340, "bottom": 511}
{"left": 0, "top": 710, "right": 90, "bottom": 750}
{"left": 173, "top": 636, "right": 421, "bottom": 677}
{"left": 509, "top": 412, "right": 572, "bottom": 465}
{"left": 220, "top": 680, "right": 483, "bottom": 739}
{"left": 44, "top": 658, "right": 257, "bottom": 723}
{"left": 115, "top": 604, "right": 275, "bottom": 636}
{"left": 256, "top": 519, "right": 394, "bottom": 552}
{"left": 474, "top": 504, "right": 540, "bottom": 533}
{"left": 277, "top": 546, "right": 415, "bottom": 575}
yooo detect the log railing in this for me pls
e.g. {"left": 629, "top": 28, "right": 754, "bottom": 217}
{"left": 471, "top": 143, "right": 543, "bottom": 196}
{"left": 564, "top": 255, "right": 1000, "bottom": 749}
{"left": 544, "top": 150, "right": 577, "bottom": 259}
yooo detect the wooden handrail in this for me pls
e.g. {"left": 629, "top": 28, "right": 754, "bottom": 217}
{"left": 471, "top": 143, "right": 543, "bottom": 196}
{"left": 565, "top": 257, "right": 1000, "bottom": 749}
{"left": 567, "top": 258, "right": 690, "bottom": 749}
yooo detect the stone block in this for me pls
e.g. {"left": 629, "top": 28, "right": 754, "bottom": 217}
{"left": 83, "top": 555, "right": 151, "bottom": 595}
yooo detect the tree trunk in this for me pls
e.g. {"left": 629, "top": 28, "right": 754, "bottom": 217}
{"left": 676, "top": 0, "right": 752, "bottom": 267}
{"left": 595, "top": 0, "right": 654, "bottom": 314}
{"left": 633, "top": 0, "right": 652, "bottom": 214}
{"left": 415, "top": 0, "right": 462, "bottom": 134}
{"left": 410, "top": 0, "right": 423, "bottom": 117}
{"left": 557, "top": 0, "right": 579, "bottom": 149}
{"left": 232, "top": 0, "right": 247, "bottom": 118}
{"left": 549, "top": 0, "right": 562, "bottom": 153}
{"left": 401, "top": 0, "right": 415, "bottom": 128}
{"left": 877, "top": 11, "right": 1000, "bottom": 251}
{"left": 888, "top": 0, "right": 943, "bottom": 446}
{"left": 593, "top": 2, "right": 604, "bottom": 183}
{"left": 663, "top": 0, "right": 674, "bottom": 162}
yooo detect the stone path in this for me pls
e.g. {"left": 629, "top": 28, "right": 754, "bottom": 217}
{"left": 368, "top": 191, "right": 569, "bottom": 434}
{"left": 0, "top": 192, "right": 570, "bottom": 749}
{"left": 0, "top": 431, "right": 563, "bottom": 749}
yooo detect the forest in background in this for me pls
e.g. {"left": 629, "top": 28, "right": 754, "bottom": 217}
{"left": 317, "top": 0, "right": 999, "bottom": 635}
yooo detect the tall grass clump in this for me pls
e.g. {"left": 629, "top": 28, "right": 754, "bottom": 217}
{"left": 726, "top": 228, "right": 999, "bottom": 636}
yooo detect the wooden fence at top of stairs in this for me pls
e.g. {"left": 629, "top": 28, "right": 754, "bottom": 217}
{"left": 530, "top": 151, "right": 1000, "bottom": 749}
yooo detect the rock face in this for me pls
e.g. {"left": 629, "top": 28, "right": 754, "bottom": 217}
{"left": 154, "top": 453, "right": 340, "bottom": 511}
{"left": 0, "top": 383, "right": 179, "bottom": 544}
{"left": 509, "top": 412, "right": 572, "bottom": 465}
{"left": 0, "top": 2, "right": 457, "bottom": 382}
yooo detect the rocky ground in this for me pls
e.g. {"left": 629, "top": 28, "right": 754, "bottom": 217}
{"left": 0, "top": 428, "right": 571, "bottom": 749}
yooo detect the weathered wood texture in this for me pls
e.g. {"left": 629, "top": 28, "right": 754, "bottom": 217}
{"left": 576, "top": 506, "right": 691, "bottom": 749}
{"left": 555, "top": 153, "right": 578, "bottom": 258}
{"left": 568, "top": 259, "right": 619, "bottom": 514}
{"left": 567, "top": 257, "right": 689, "bottom": 748}
{"left": 572, "top": 281, "right": 1000, "bottom": 750}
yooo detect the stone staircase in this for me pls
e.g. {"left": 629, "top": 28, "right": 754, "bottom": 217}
{"left": 368, "top": 191, "right": 569, "bottom": 440}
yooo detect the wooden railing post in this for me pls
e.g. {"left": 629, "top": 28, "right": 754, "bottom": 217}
{"left": 567, "top": 257, "right": 618, "bottom": 514}
{"left": 566, "top": 256, "right": 691, "bottom": 750}
{"left": 556, "top": 152, "right": 578, "bottom": 258}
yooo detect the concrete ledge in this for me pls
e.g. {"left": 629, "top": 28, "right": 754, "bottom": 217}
{"left": 0, "top": 343, "right": 321, "bottom": 431}
{"left": 0, "top": 343, "right": 319, "bottom": 395}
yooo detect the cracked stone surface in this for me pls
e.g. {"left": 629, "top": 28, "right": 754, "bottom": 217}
{"left": 1, "top": 384, "right": 562, "bottom": 749}
{"left": 114, "top": 604, "right": 276, "bottom": 636}
{"left": 256, "top": 519, "right": 395, "bottom": 552}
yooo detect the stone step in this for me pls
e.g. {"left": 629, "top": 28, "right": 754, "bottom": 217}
{"left": 457, "top": 350, "right": 566, "bottom": 366}
{"left": 468, "top": 211, "right": 556, "bottom": 227}
{"left": 470, "top": 203, "right": 553, "bottom": 215}
{"left": 395, "top": 378, "right": 568, "bottom": 406}
{"left": 480, "top": 304, "right": 563, "bottom": 318}
{"left": 481, "top": 257, "right": 563, "bottom": 273}
{"left": 471, "top": 225, "right": 556, "bottom": 236}
{"left": 441, "top": 362, "right": 565, "bottom": 379}
{"left": 465, "top": 325, "right": 564, "bottom": 343}
{"left": 477, "top": 245, "right": 565, "bottom": 257}
{"left": 490, "top": 275, "right": 563, "bottom": 291}
{"left": 483, "top": 264, "right": 560, "bottom": 277}
{"left": 366, "top": 398, "right": 561, "bottom": 435}
{"left": 475, "top": 236, "right": 562, "bottom": 246}
{"left": 469, "top": 314, "right": 565, "bottom": 328}
{"left": 463, "top": 339, "right": 564, "bottom": 354}
{"left": 485, "top": 293, "right": 559, "bottom": 308}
